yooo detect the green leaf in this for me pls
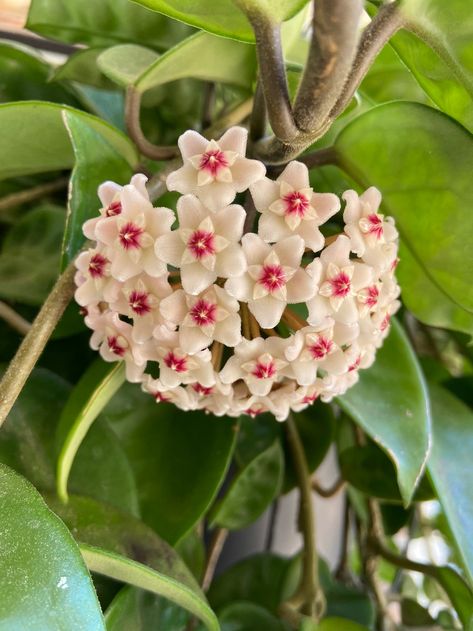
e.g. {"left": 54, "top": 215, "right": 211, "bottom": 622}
{"left": 398, "top": 242, "right": 473, "bottom": 337}
{"left": 175, "top": 528, "right": 206, "bottom": 582}
{"left": 0, "top": 41, "right": 78, "bottom": 105}
{"left": 61, "top": 109, "right": 133, "bottom": 265}
{"left": 131, "top": 0, "right": 307, "bottom": 43}
{"left": 0, "top": 204, "right": 64, "bottom": 305}
{"left": 0, "top": 101, "right": 138, "bottom": 181}
{"left": 211, "top": 440, "right": 284, "bottom": 530}
{"left": 0, "top": 464, "right": 105, "bottom": 630}
{"left": 0, "top": 366, "right": 139, "bottom": 515}
{"left": 26, "top": 0, "right": 192, "bottom": 49}
{"left": 305, "top": 619, "right": 370, "bottom": 631}
{"left": 103, "top": 383, "right": 237, "bottom": 544}
{"left": 105, "top": 586, "right": 189, "bottom": 630}
{"left": 335, "top": 102, "right": 473, "bottom": 320}
{"left": 219, "top": 602, "right": 288, "bottom": 631}
{"left": 208, "top": 553, "right": 293, "bottom": 614}
{"left": 56, "top": 359, "right": 126, "bottom": 503}
{"left": 80, "top": 544, "right": 219, "bottom": 631}
{"left": 428, "top": 385, "right": 473, "bottom": 588}
{"left": 52, "top": 47, "right": 115, "bottom": 90}
{"left": 401, "top": 598, "right": 435, "bottom": 626}
{"left": 337, "top": 319, "right": 431, "bottom": 505}
{"left": 134, "top": 32, "right": 255, "bottom": 92}
{"left": 396, "top": 0, "right": 473, "bottom": 131}
{"left": 339, "top": 445, "right": 435, "bottom": 503}
{"left": 97, "top": 44, "right": 159, "bottom": 88}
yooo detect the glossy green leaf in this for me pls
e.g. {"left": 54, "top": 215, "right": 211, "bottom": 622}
{"left": 103, "top": 383, "right": 237, "bottom": 544}
{"left": 428, "top": 385, "right": 473, "bottom": 586}
{"left": 219, "top": 602, "right": 287, "bottom": 631}
{"left": 134, "top": 32, "right": 255, "bottom": 92}
{"left": 208, "top": 553, "right": 293, "bottom": 614}
{"left": 105, "top": 586, "right": 189, "bottom": 630}
{"left": 304, "top": 620, "right": 370, "bottom": 631}
{"left": 0, "top": 101, "right": 138, "bottom": 181}
{"left": 131, "top": 0, "right": 307, "bottom": 42}
{"left": 395, "top": 0, "right": 473, "bottom": 131}
{"left": 56, "top": 359, "right": 126, "bottom": 503}
{"left": 61, "top": 109, "right": 133, "bottom": 265}
{"left": 80, "top": 544, "right": 218, "bottom": 631}
{"left": 47, "top": 494, "right": 200, "bottom": 593}
{"left": 0, "top": 464, "right": 105, "bottom": 630}
{"left": 97, "top": 45, "right": 159, "bottom": 88}
{"left": 401, "top": 598, "right": 435, "bottom": 626}
{"left": 175, "top": 528, "right": 206, "bottom": 582}
{"left": 337, "top": 319, "right": 431, "bottom": 505}
{"left": 26, "top": 0, "right": 192, "bottom": 49}
{"left": 52, "top": 48, "right": 115, "bottom": 90}
{"left": 398, "top": 242, "right": 473, "bottom": 337}
{"left": 335, "top": 102, "right": 473, "bottom": 320}
{"left": 339, "top": 445, "right": 434, "bottom": 503}
{"left": 0, "top": 366, "right": 138, "bottom": 515}
{"left": 0, "top": 41, "right": 78, "bottom": 105}
{"left": 211, "top": 440, "right": 283, "bottom": 530}
{"left": 0, "top": 204, "right": 64, "bottom": 305}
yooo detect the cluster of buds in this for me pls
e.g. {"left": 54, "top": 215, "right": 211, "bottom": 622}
{"left": 75, "top": 127, "right": 400, "bottom": 421}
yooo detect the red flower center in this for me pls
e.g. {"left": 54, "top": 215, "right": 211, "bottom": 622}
{"left": 190, "top": 299, "right": 217, "bottom": 326}
{"left": 107, "top": 335, "right": 127, "bottom": 357}
{"left": 245, "top": 406, "right": 264, "bottom": 417}
{"left": 154, "top": 391, "right": 170, "bottom": 403}
{"left": 302, "top": 392, "right": 318, "bottom": 405}
{"left": 192, "top": 383, "right": 214, "bottom": 396}
{"left": 283, "top": 191, "right": 310, "bottom": 217}
{"left": 164, "top": 351, "right": 187, "bottom": 372}
{"left": 199, "top": 149, "right": 228, "bottom": 176}
{"left": 106, "top": 200, "right": 122, "bottom": 217}
{"left": 119, "top": 222, "right": 144, "bottom": 250}
{"left": 88, "top": 253, "right": 108, "bottom": 278}
{"left": 348, "top": 355, "right": 361, "bottom": 372}
{"left": 258, "top": 264, "right": 286, "bottom": 293}
{"left": 364, "top": 213, "right": 384, "bottom": 239}
{"left": 362, "top": 285, "right": 379, "bottom": 308}
{"left": 252, "top": 359, "right": 276, "bottom": 380}
{"left": 129, "top": 290, "right": 151, "bottom": 316}
{"left": 187, "top": 229, "right": 215, "bottom": 259}
{"left": 380, "top": 314, "right": 391, "bottom": 331}
{"left": 309, "top": 336, "right": 333, "bottom": 360}
{"left": 330, "top": 272, "right": 351, "bottom": 297}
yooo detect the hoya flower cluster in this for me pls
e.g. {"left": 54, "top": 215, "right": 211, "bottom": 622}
{"left": 75, "top": 127, "right": 400, "bottom": 421}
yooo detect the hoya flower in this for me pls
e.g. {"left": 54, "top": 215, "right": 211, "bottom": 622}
{"left": 167, "top": 127, "right": 266, "bottom": 211}
{"left": 155, "top": 195, "right": 246, "bottom": 295}
{"left": 250, "top": 161, "right": 340, "bottom": 251}
{"left": 74, "top": 247, "right": 120, "bottom": 307}
{"left": 142, "top": 376, "right": 195, "bottom": 410}
{"left": 220, "top": 337, "right": 291, "bottom": 396}
{"left": 225, "top": 234, "right": 315, "bottom": 329}
{"left": 89, "top": 312, "right": 147, "bottom": 383}
{"left": 306, "top": 235, "right": 374, "bottom": 326}
{"left": 154, "top": 332, "right": 216, "bottom": 389}
{"left": 159, "top": 285, "right": 241, "bottom": 353}
{"left": 110, "top": 273, "right": 173, "bottom": 343}
{"left": 285, "top": 322, "right": 349, "bottom": 386}
{"left": 343, "top": 187, "right": 398, "bottom": 257}
{"left": 91, "top": 176, "right": 174, "bottom": 281}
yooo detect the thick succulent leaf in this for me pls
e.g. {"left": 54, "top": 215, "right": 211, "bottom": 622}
{"left": 211, "top": 440, "right": 284, "bottom": 530}
{"left": 0, "top": 204, "right": 64, "bottom": 305}
{"left": 103, "top": 383, "right": 237, "bottom": 544}
{"left": 0, "top": 41, "right": 78, "bottom": 105}
{"left": 395, "top": 0, "right": 473, "bottom": 131}
{"left": 335, "top": 102, "right": 473, "bottom": 320}
{"left": 0, "top": 464, "right": 105, "bottom": 630}
{"left": 302, "top": 620, "right": 370, "bottom": 631}
{"left": 130, "top": 0, "right": 308, "bottom": 43}
{"left": 56, "top": 359, "right": 126, "bottom": 503}
{"left": 80, "top": 544, "right": 219, "bottom": 631}
{"left": 26, "top": 0, "right": 192, "bottom": 49}
{"left": 218, "top": 602, "right": 288, "bottom": 631}
{"left": 105, "top": 586, "right": 189, "bottom": 630}
{"left": 0, "top": 367, "right": 138, "bottom": 515}
{"left": 428, "top": 385, "right": 473, "bottom": 586}
{"left": 52, "top": 48, "right": 115, "bottom": 90}
{"left": 337, "top": 319, "right": 431, "bottom": 505}
{"left": 0, "top": 101, "right": 138, "bottom": 181}
{"left": 339, "top": 445, "right": 434, "bottom": 503}
{"left": 61, "top": 109, "right": 133, "bottom": 265}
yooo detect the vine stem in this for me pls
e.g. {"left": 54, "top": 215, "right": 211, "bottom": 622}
{"left": 0, "top": 262, "right": 76, "bottom": 426}
{"left": 201, "top": 527, "right": 229, "bottom": 592}
{"left": 283, "top": 414, "right": 325, "bottom": 620}
{"left": 0, "top": 177, "right": 68, "bottom": 214}
{"left": 0, "top": 302, "right": 31, "bottom": 336}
